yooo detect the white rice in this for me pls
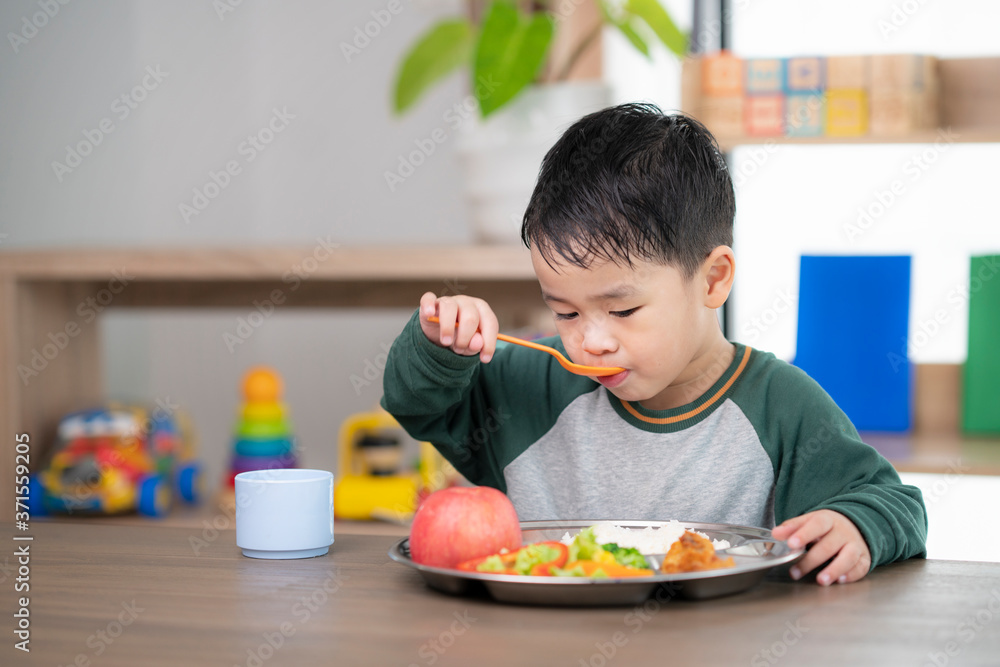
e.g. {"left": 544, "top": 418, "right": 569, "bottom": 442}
{"left": 561, "top": 521, "right": 730, "bottom": 553}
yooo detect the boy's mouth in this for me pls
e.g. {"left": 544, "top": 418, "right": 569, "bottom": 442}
{"left": 596, "top": 369, "right": 629, "bottom": 388}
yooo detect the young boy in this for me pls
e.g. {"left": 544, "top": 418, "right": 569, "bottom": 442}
{"left": 381, "top": 103, "right": 926, "bottom": 586}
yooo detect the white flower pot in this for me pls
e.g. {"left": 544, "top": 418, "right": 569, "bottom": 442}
{"left": 456, "top": 81, "right": 612, "bottom": 244}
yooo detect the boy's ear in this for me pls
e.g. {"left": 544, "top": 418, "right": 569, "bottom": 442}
{"left": 701, "top": 246, "right": 735, "bottom": 309}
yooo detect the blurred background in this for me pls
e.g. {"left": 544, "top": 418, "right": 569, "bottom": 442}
{"left": 3, "top": 0, "right": 999, "bottom": 556}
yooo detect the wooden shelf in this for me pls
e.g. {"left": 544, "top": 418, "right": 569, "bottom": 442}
{"left": 682, "top": 56, "right": 1000, "bottom": 150}
{"left": 0, "top": 245, "right": 539, "bottom": 521}
{"left": 712, "top": 127, "right": 1000, "bottom": 151}
{"left": 0, "top": 245, "right": 536, "bottom": 281}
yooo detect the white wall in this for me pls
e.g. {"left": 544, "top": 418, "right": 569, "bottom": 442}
{"left": 899, "top": 472, "right": 1000, "bottom": 562}
{"left": 729, "top": 0, "right": 1000, "bottom": 363}
{"left": 1, "top": 0, "right": 473, "bottom": 489}
{"left": 1, "top": 0, "right": 473, "bottom": 246}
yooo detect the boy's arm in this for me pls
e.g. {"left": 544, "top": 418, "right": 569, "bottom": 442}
{"left": 380, "top": 310, "right": 507, "bottom": 488}
{"left": 776, "top": 422, "right": 927, "bottom": 572}
{"left": 758, "top": 364, "right": 927, "bottom": 573}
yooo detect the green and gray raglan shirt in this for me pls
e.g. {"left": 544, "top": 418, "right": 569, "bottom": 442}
{"left": 381, "top": 312, "right": 927, "bottom": 569}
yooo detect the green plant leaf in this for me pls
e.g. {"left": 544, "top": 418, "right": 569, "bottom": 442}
{"left": 393, "top": 20, "right": 475, "bottom": 115}
{"left": 615, "top": 18, "right": 652, "bottom": 58}
{"left": 597, "top": 0, "right": 650, "bottom": 59}
{"left": 625, "top": 0, "right": 687, "bottom": 58}
{"left": 473, "top": 1, "right": 555, "bottom": 118}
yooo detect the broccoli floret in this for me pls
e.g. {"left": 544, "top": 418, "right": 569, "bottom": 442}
{"left": 602, "top": 543, "right": 650, "bottom": 569}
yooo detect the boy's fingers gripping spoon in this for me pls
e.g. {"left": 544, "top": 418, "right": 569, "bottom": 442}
{"left": 426, "top": 316, "right": 626, "bottom": 377}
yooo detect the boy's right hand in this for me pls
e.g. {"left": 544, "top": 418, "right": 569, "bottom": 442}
{"left": 419, "top": 292, "right": 499, "bottom": 363}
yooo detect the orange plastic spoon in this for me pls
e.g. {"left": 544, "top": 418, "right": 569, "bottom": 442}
{"left": 427, "top": 316, "right": 626, "bottom": 377}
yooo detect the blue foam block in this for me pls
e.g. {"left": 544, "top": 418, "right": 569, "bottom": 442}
{"left": 793, "top": 255, "right": 912, "bottom": 432}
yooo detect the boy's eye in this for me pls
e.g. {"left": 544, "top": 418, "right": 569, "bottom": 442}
{"left": 554, "top": 312, "right": 578, "bottom": 321}
{"left": 611, "top": 307, "right": 639, "bottom": 318}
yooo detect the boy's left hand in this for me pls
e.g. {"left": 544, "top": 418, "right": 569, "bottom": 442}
{"left": 771, "top": 510, "right": 871, "bottom": 585}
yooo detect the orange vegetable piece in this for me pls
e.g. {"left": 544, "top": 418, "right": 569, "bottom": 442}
{"left": 562, "top": 560, "right": 653, "bottom": 578}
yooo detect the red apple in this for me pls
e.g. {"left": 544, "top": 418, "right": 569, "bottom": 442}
{"left": 408, "top": 486, "right": 522, "bottom": 568}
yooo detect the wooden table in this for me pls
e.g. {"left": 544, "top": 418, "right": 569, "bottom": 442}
{"left": 3, "top": 522, "right": 999, "bottom": 666}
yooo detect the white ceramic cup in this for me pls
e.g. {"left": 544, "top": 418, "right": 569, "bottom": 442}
{"left": 235, "top": 469, "right": 334, "bottom": 559}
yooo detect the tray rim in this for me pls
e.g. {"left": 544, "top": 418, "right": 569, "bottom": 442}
{"left": 388, "top": 519, "right": 805, "bottom": 585}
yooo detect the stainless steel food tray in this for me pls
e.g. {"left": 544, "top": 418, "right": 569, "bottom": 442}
{"left": 388, "top": 520, "right": 805, "bottom": 606}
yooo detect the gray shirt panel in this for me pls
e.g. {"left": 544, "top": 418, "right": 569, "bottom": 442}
{"left": 503, "top": 389, "right": 776, "bottom": 528}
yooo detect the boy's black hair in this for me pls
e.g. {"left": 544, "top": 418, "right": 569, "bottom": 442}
{"left": 521, "top": 103, "right": 735, "bottom": 278}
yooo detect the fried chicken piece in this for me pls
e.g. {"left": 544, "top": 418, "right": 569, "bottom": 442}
{"left": 659, "top": 531, "right": 736, "bottom": 574}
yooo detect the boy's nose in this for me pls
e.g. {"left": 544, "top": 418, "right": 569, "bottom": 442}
{"left": 580, "top": 324, "right": 618, "bottom": 357}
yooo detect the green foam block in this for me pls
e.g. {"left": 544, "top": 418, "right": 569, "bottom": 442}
{"left": 237, "top": 418, "right": 292, "bottom": 440}
{"left": 962, "top": 255, "right": 1000, "bottom": 433}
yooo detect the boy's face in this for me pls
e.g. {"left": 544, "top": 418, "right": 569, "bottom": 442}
{"left": 530, "top": 246, "right": 727, "bottom": 410}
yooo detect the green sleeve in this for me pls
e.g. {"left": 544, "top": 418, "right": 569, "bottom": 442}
{"left": 379, "top": 310, "right": 505, "bottom": 488}
{"left": 379, "top": 311, "right": 597, "bottom": 490}
{"left": 740, "top": 358, "right": 927, "bottom": 569}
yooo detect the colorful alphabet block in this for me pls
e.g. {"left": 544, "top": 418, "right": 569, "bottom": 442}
{"left": 701, "top": 95, "right": 744, "bottom": 138}
{"left": 684, "top": 52, "right": 938, "bottom": 141}
{"left": 870, "top": 55, "right": 939, "bottom": 137}
{"left": 786, "top": 93, "right": 824, "bottom": 137}
{"left": 746, "top": 58, "right": 785, "bottom": 94}
{"left": 745, "top": 95, "right": 784, "bottom": 136}
{"left": 786, "top": 57, "right": 824, "bottom": 92}
{"left": 825, "top": 89, "right": 868, "bottom": 137}
{"left": 826, "top": 55, "right": 870, "bottom": 90}
{"left": 702, "top": 52, "right": 744, "bottom": 96}
{"left": 871, "top": 54, "right": 935, "bottom": 90}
